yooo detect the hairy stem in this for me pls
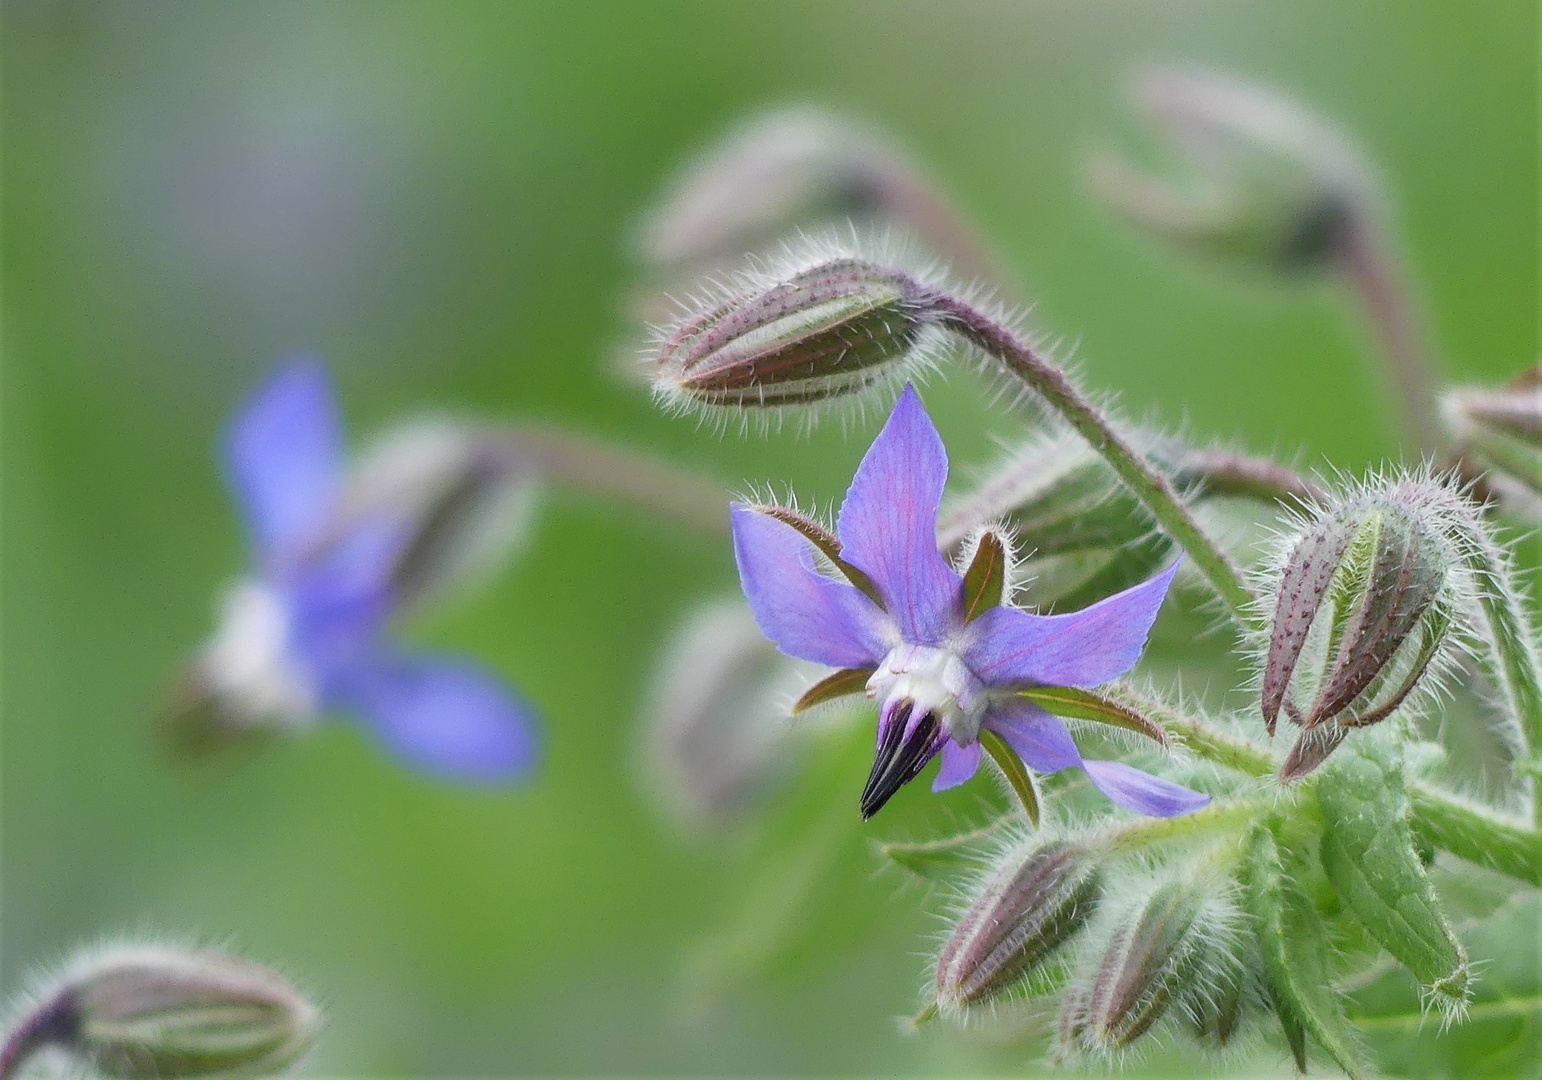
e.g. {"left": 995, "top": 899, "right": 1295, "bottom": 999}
{"left": 1407, "top": 785, "right": 1542, "bottom": 886}
{"left": 1100, "top": 797, "right": 1264, "bottom": 854}
{"left": 497, "top": 427, "right": 731, "bottom": 534}
{"left": 934, "top": 296, "right": 1259, "bottom": 630}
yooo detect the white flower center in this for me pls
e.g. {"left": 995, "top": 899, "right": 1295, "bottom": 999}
{"left": 866, "top": 643, "right": 987, "bottom": 745}
{"left": 201, "top": 580, "right": 318, "bottom": 728}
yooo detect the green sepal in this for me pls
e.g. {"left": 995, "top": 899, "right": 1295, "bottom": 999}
{"left": 980, "top": 729, "right": 1040, "bottom": 827}
{"left": 960, "top": 530, "right": 1007, "bottom": 622}
{"left": 1245, "top": 820, "right": 1369, "bottom": 1080}
{"left": 791, "top": 667, "right": 874, "bottom": 713}
{"left": 1316, "top": 736, "right": 1469, "bottom": 1008}
{"left": 1016, "top": 685, "right": 1170, "bottom": 748}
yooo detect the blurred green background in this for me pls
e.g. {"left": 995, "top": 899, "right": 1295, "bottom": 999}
{"left": 3, "top": 1, "right": 1535, "bottom": 1075}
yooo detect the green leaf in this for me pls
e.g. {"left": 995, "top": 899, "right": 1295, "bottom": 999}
{"left": 876, "top": 819, "right": 1005, "bottom": 881}
{"left": 1016, "top": 685, "right": 1170, "bottom": 748}
{"left": 1317, "top": 737, "right": 1468, "bottom": 1007}
{"left": 1246, "top": 821, "right": 1370, "bottom": 1080}
{"left": 1349, "top": 893, "right": 1542, "bottom": 1078}
{"left": 1407, "top": 785, "right": 1542, "bottom": 886}
{"left": 980, "top": 729, "right": 1039, "bottom": 827}
{"left": 960, "top": 530, "right": 1006, "bottom": 622}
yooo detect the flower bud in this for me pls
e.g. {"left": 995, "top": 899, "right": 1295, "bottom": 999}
{"left": 1059, "top": 878, "right": 1218, "bottom": 1052}
{"left": 1261, "top": 490, "right": 1457, "bottom": 753}
{"left": 332, "top": 420, "right": 540, "bottom": 611}
{"left": 649, "top": 254, "right": 944, "bottom": 411}
{"left": 640, "top": 599, "right": 837, "bottom": 828}
{"left": 1441, "top": 363, "right": 1542, "bottom": 523}
{"left": 935, "top": 840, "right": 1101, "bottom": 1014}
{"left": 5, "top": 944, "right": 321, "bottom": 1079}
{"left": 1091, "top": 67, "right": 1376, "bottom": 276}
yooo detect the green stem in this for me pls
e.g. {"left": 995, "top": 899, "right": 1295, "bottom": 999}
{"left": 1109, "top": 682, "right": 1276, "bottom": 778}
{"left": 936, "top": 297, "right": 1260, "bottom": 631}
{"left": 1407, "top": 784, "right": 1541, "bottom": 886}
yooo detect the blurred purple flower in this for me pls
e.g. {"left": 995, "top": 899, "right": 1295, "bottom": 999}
{"left": 732, "top": 385, "right": 1208, "bottom": 819}
{"left": 210, "top": 360, "right": 537, "bottom": 782}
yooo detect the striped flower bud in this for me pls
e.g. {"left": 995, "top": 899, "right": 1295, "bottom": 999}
{"left": 1261, "top": 483, "right": 1461, "bottom": 778}
{"left": 1059, "top": 878, "right": 1218, "bottom": 1052}
{"left": 649, "top": 251, "right": 945, "bottom": 412}
{"left": 2, "top": 944, "right": 321, "bottom": 1079}
{"left": 935, "top": 841, "right": 1101, "bottom": 1015}
{"left": 1090, "top": 68, "right": 1376, "bottom": 277}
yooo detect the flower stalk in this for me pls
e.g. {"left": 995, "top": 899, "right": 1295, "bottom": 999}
{"left": 931, "top": 295, "right": 1260, "bottom": 629}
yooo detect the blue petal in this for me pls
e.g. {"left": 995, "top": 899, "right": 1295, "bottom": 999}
{"left": 982, "top": 698, "right": 1083, "bottom": 771}
{"left": 1081, "top": 760, "right": 1211, "bottom": 817}
{"left": 223, "top": 360, "right": 346, "bottom": 563}
{"left": 961, "top": 562, "right": 1179, "bottom": 688}
{"left": 836, "top": 385, "right": 962, "bottom": 645}
{"left": 983, "top": 697, "right": 1209, "bottom": 818}
{"left": 931, "top": 738, "right": 982, "bottom": 792}
{"left": 339, "top": 652, "right": 539, "bottom": 783}
{"left": 732, "top": 504, "right": 892, "bottom": 668}
{"left": 287, "top": 515, "right": 408, "bottom": 676}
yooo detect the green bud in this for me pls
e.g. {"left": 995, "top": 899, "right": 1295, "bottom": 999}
{"left": 4, "top": 944, "right": 321, "bottom": 1080}
{"left": 934, "top": 841, "right": 1100, "bottom": 1014}
{"left": 649, "top": 255, "right": 943, "bottom": 411}
{"left": 1261, "top": 487, "right": 1459, "bottom": 777}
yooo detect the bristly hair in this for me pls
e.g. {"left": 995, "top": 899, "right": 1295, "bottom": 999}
{"left": 644, "top": 225, "right": 974, "bottom": 437}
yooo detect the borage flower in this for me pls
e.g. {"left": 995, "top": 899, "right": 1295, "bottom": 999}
{"left": 732, "top": 385, "right": 1208, "bottom": 819}
{"left": 175, "top": 360, "right": 537, "bottom": 782}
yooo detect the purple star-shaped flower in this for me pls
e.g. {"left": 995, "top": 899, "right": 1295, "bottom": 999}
{"left": 732, "top": 385, "right": 1209, "bottom": 819}
{"left": 207, "top": 360, "right": 537, "bottom": 782}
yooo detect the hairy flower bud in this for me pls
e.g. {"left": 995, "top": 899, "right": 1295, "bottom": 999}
{"left": 641, "top": 599, "right": 842, "bottom": 828}
{"left": 935, "top": 841, "right": 1101, "bottom": 1014}
{"left": 1442, "top": 363, "right": 1542, "bottom": 523}
{"left": 1091, "top": 67, "right": 1376, "bottom": 276}
{"left": 3, "top": 944, "right": 321, "bottom": 1079}
{"left": 1260, "top": 485, "right": 1460, "bottom": 779}
{"left": 1059, "top": 878, "right": 1224, "bottom": 1053}
{"left": 650, "top": 253, "right": 945, "bottom": 411}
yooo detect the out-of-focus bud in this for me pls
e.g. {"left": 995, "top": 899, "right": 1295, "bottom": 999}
{"left": 330, "top": 419, "right": 540, "bottom": 611}
{"left": 1059, "top": 878, "right": 1226, "bottom": 1053}
{"left": 1442, "top": 363, "right": 1542, "bottom": 523}
{"left": 650, "top": 254, "right": 944, "bottom": 411}
{"left": 636, "top": 108, "right": 1003, "bottom": 285}
{"left": 1260, "top": 485, "right": 1461, "bottom": 778}
{"left": 934, "top": 840, "right": 1101, "bottom": 1016}
{"left": 1090, "top": 68, "right": 1376, "bottom": 276}
{"left": 640, "top": 599, "right": 839, "bottom": 829}
{"left": 1, "top": 944, "right": 321, "bottom": 1080}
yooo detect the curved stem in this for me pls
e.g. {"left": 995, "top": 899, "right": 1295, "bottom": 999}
{"left": 497, "top": 427, "right": 730, "bottom": 534}
{"left": 933, "top": 296, "right": 1260, "bottom": 631}
{"left": 1336, "top": 220, "right": 1443, "bottom": 460}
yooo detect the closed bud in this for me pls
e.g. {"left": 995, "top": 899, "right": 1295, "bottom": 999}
{"left": 1091, "top": 67, "right": 1376, "bottom": 276}
{"left": 1260, "top": 484, "right": 1460, "bottom": 779}
{"left": 640, "top": 599, "right": 838, "bottom": 829}
{"left": 935, "top": 840, "right": 1101, "bottom": 1015}
{"left": 3, "top": 944, "right": 321, "bottom": 1079}
{"left": 649, "top": 252, "right": 945, "bottom": 412}
{"left": 331, "top": 420, "right": 540, "bottom": 612}
{"left": 1441, "top": 363, "right": 1542, "bottom": 523}
{"left": 1059, "top": 878, "right": 1226, "bottom": 1053}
